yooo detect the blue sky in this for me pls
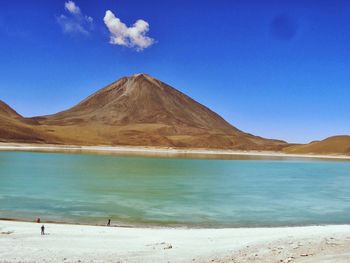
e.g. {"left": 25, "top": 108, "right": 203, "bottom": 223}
{"left": 0, "top": 0, "right": 349, "bottom": 143}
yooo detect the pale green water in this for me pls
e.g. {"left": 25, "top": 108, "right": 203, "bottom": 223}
{"left": 1, "top": 151, "right": 350, "bottom": 227}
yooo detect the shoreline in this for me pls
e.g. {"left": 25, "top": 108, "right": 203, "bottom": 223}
{"left": 1, "top": 220, "right": 350, "bottom": 262}
{"left": 3, "top": 216, "right": 350, "bottom": 230}
{"left": 2, "top": 144, "right": 350, "bottom": 261}
{"left": 1, "top": 142, "right": 349, "bottom": 160}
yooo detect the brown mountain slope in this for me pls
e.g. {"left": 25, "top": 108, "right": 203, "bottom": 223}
{"left": 0, "top": 100, "right": 22, "bottom": 118}
{"left": 38, "top": 74, "right": 239, "bottom": 133}
{"left": 30, "top": 73, "right": 286, "bottom": 150}
{"left": 1, "top": 74, "right": 287, "bottom": 150}
{"left": 283, "top": 136, "right": 350, "bottom": 155}
{"left": 0, "top": 100, "right": 58, "bottom": 143}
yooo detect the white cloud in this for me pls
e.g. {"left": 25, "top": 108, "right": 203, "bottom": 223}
{"left": 103, "top": 10, "right": 155, "bottom": 51}
{"left": 65, "top": 1, "right": 81, "bottom": 15}
{"left": 57, "top": 1, "right": 93, "bottom": 35}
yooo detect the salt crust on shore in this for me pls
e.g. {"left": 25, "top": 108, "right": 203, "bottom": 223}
{"left": 1, "top": 221, "right": 350, "bottom": 262}
{"left": 0, "top": 143, "right": 349, "bottom": 160}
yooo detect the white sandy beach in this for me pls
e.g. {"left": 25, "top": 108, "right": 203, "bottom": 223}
{"left": 0, "top": 143, "right": 349, "bottom": 160}
{"left": 1, "top": 221, "right": 350, "bottom": 262}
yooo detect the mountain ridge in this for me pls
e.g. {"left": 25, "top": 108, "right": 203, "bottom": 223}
{"left": 284, "top": 135, "right": 350, "bottom": 155}
{"left": 0, "top": 100, "right": 58, "bottom": 143}
{"left": 1, "top": 74, "right": 288, "bottom": 150}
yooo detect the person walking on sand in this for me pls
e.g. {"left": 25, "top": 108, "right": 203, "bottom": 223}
{"left": 41, "top": 225, "right": 45, "bottom": 235}
{"left": 107, "top": 219, "right": 111, "bottom": 226}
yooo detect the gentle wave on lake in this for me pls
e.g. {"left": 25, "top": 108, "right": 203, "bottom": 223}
{"left": 1, "top": 151, "right": 350, "bottom": 227}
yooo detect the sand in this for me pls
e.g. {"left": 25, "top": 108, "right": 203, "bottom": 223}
{"left": 0, "top": 221, "right": 350, "bottom": 262}
{"left": 0, "top": 143, "right": 349, "bottom": 160}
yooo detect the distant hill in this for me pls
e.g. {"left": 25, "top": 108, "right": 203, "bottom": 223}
{"left": 0, "top": 100, "right": 22, "bottom": 118}
{"left": 1, "top": 74, "right": 287, "bottom": 150}
{"left": 284, "top": 136, "right": 350, "bottom": 155}
{"left": 0, "top": 100, "right": 58, "bottom": 143}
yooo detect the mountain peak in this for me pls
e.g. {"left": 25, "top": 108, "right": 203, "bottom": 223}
{"left": 128, "top": 73, "right": 161, "bottom": 87}
{"left": 0, "top": 74, "right": 289, "bottom": 150}
{"left": 0, "top": 100, "right": 22, "bottom": 118}
{"left": 131, "top": 73, "right": 151, "bottom": 78}
{"left": 27, "top": 74, "right": 286, "bottom": 150}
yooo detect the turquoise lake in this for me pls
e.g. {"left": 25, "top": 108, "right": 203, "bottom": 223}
{"left": 1, "top": 151, "right": 350, "bottom": 227}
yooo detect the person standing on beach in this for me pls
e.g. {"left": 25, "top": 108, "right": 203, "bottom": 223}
{"left": 107, "top": 219, "right": 111, "bottom": 226}
{"left": 41, "top": 225, "right": 45, "bottom": 235}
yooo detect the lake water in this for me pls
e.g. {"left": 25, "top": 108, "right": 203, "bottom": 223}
{"left": 1, "top": 151, "right": 350, "bottom": 227}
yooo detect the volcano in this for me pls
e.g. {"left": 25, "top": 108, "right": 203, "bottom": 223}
{"left": 1, "top": 74, "right": 287, "bottom": 150}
